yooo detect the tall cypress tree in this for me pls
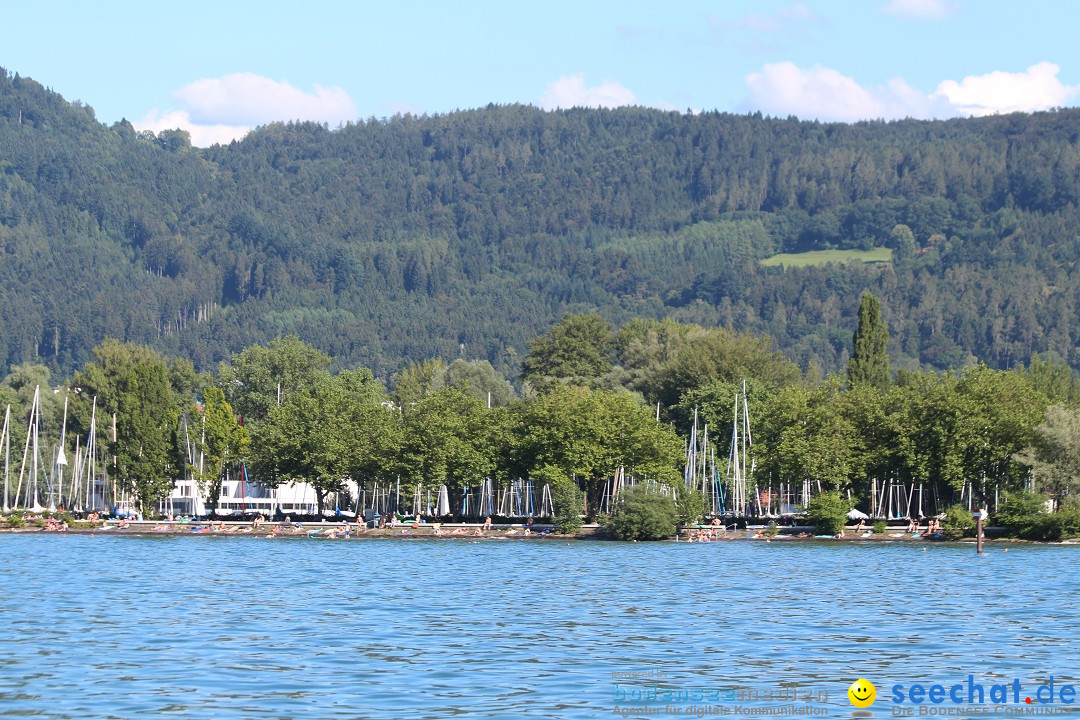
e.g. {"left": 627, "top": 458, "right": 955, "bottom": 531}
{"left": 847, "top": 292, "right": 890, "bottom": 389}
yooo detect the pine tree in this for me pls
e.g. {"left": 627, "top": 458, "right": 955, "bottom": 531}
{"left": 847, "top": 292, "right": 890, "bottom": 389}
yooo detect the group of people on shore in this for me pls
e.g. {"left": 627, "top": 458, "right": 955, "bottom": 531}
{"left": 683, "top": 514, "right": 949, "bottom": 542}
{"left": 42, "top": 517, "right": 69, "bottom": 532}
{"left": 686, "top": 528, "right": 726, "bottom": 542}
{"left": 852, "top": 515, "right": 942, "bottom": 536}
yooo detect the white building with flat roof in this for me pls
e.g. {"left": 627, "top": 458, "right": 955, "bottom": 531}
{"left": 159, "top": 471, "right": 358, "bottom": 518}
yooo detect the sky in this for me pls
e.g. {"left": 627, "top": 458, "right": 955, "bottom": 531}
{"left": 3, "top": 0, "right": 1079, "bottom": 146}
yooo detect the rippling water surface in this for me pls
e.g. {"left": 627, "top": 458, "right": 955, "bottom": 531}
{"left": 0, "top": 535, "right": 1077, "bottom": 719}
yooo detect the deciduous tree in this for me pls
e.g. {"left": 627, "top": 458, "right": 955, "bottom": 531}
{"left": 72, "top": 340, "right": 182, "bottom": 516}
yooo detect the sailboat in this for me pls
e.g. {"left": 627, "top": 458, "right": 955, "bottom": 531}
{"left": 726, "top": 381, "right": 754, "bottom": 517}
{"left": 49, "top": 395, "right": 69, "bottom": 511}
{"left": 82, "top": 397, "right": 101, "bottom": 512}
{"left": 436, "top": 484, "right": 450, "bottom": 516}
{"left": 480, "top": 478, "right": 495, "bottom": 518}
{"left": 1, "top": 405, "right": 10, "bottom": 512}
{"left": 538, "top": 482, "right": 554, "bottom": 517}
{"left": 13, "top": 386, "right": 45, "bottom": 513}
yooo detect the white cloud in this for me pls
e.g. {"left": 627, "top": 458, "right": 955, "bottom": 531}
{"left": 934, "top": 62, "right": 1079, "bottom": 116}
{"left": 743, "top": 61, "right": 1078, "bottom": 122}
{"left": 132, "top": 73, "right": 357, "bottom": 147}
{"left": 879, "top": 0, "right": 955, "bottom": 20}
{"left": 540, "top": 74, "right": 637, "bottom": 110}
{"left": 745, "top": 62, "right": 892, "bottom": 122}
{"left": 173, "top": 72, "right": 356, "bottom": 126}
{"left": 134, "top": 109, "right": 250, "bottom": 147}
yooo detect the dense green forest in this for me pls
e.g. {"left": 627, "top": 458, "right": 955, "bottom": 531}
{"left": 1, "top": 67, "right": 1080, "bottom": 380}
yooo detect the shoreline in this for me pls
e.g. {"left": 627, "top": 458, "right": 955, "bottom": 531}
{"left": 0, "top": 519, "right": 579, "bottom": 540}
{"left": 0, "top": 520, "right": 1071, "bottom": 544}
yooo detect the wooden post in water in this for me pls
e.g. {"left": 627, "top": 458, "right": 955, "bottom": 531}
{"left": 974, "top": 507, "right": 987, "bottom": 554}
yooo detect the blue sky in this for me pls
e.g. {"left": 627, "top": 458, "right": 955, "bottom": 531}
{"left": 3, "top": 0, "right": 1078, "bottom": 145}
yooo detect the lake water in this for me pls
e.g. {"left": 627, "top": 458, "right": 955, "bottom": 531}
{"left": 0, "top": 535, "right": 1077, "bottom": 719}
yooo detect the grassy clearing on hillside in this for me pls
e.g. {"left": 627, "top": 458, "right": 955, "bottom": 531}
{"left": 760, "top": 247, "right": 893, "bottom": 267}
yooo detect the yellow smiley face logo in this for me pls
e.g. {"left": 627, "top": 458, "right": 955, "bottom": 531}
{"left": 848, "top": 679, "right": 876, "bottom": 708}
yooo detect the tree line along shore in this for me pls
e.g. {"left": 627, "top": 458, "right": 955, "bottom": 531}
{"left": 2, "top": 295, "right": 1079, "bottom": 542}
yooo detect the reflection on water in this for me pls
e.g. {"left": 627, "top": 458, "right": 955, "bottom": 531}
{"left": 0, "top": 536, "right": 1077, "bottom": 719}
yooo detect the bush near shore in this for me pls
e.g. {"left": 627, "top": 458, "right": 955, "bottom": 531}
{"left": 604, "top": 486, "right": 678, "bottom": 541}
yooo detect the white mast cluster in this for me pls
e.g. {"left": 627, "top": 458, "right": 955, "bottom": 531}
{"left": 0, "top": 389, "right": 108, "bottom": 514}
{"left": 683, "top": 380, "right": 755, "bottom": 518}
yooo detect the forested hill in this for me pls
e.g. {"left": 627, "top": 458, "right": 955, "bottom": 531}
{"left": 2, "top": 67, "right": 1080, "bottom": 379}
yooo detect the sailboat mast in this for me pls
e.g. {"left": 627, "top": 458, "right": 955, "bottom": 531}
{"left": 54, "top": 395, "right": 69, "bottom": 510}
{"left": 86, "top": 398, "right": 97, "bottom": 511}
{"left": 14, "top": 387, "right": 39, "bottom": 509}
{"left": 686, "top": 408, "right": 698, "bottom": 490}
{"left": 741, "top": 381, "right": 749, "bottom": 494}
{"left": 31, "top": 386, "right": 40, "bottom": 510}
{"left": 111, "top": 411, "right": 117, "bottom": 514}
{"left": 1, "top": 405, "right": 8, "bottom": 512}
{"left": 701, "top": 423, "right": 708, "bottom": 497}
{"left": 71, "top": 436, "right": 81, "bottom": 510}
{"left": 730, "top": 394, "right": 741, "bottom": 515}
